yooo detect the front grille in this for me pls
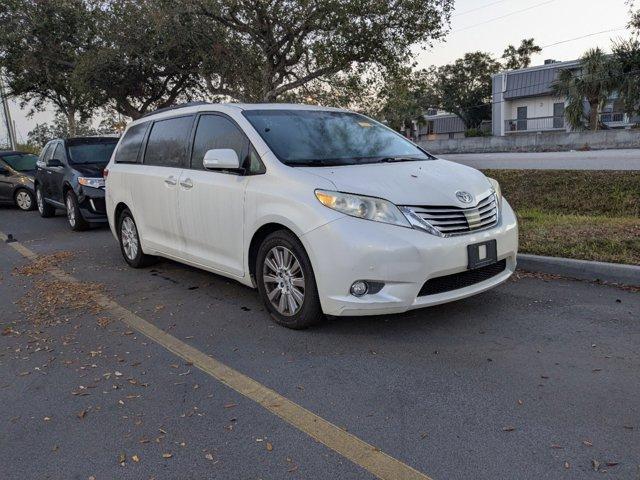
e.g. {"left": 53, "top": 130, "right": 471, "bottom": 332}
{"left": 404, "top": 194, "right": 499, "bottom": 235}
{"left": 418, "top": 259, "right": 507, "bottom": 296}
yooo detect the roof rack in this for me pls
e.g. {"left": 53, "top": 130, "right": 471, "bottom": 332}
{"left": 141, "top": 101, "right": 210, "bottom": 118}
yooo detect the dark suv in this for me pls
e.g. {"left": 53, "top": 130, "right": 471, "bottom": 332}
{"left": 35, "top": 136, "right": 119, "bottom": 230}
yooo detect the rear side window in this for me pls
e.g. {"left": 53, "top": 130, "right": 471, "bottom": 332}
{"left": 41, "top": 143, "right": 54, "bottom": 161}
{"left": 115, "top": 122, "right": 149, "bottom": 164}
{"left": 191, "top": 115, "right": 249, "bottom": 170}
{"left": 144, "top": 116, "right": 194, "bottom": 168}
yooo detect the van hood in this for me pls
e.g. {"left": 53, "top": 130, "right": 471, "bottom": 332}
{"left": 300, "top": 159, "right": 493, "bottom": 206}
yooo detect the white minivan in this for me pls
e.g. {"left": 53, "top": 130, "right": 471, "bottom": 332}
{"left": 105, "top": 103, "right": 518, "bottom": 328}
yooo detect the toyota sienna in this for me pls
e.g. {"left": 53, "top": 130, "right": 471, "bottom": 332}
{"left": 105, "top": 103, "right": 518, "bottom": 329}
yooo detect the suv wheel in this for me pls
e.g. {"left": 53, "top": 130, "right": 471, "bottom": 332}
{"left": 14, "top": 189, "right": 35, "bottom": 211}
{"left": 118, "top": 208, "right": 156, "bottom": 268}
{"left": 36, "top": 186, "right": 55, "bottom": 218}
{"left": 256, "top": 230, "right": 324, "bottom": 329}
{"left": 65, "top": 191, "right": 89, "bottom": 231}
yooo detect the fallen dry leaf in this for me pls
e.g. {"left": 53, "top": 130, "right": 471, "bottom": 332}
{"left": 162, "top": 453, "right": 173, "bottom": 459}
{"left": 266, "top": 442, "right": 273, "bottom": 452}
{"left": 502, "top": 426, "right": 515, "bottom": 432}
{"left": 118, "top": 452, "right": 126, "bottom": 465}
{"left": 132, "top": 454, "right": 140, "bottom": 463}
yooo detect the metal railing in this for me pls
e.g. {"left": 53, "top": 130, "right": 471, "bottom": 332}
{"left": 599, "top": 112, "right": 626, "bottom": 124}
{"left": 505, "top": 116, "right": 565, "bottom": 133}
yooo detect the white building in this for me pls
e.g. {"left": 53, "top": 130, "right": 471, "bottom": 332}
{"left": 491, "top": 59, "right": 638, "bottom": 136}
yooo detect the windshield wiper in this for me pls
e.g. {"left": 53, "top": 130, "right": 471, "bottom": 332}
{"left": 285, "top": 159, "right": 335, "bottom": 167}
{"left": 376, "top": 157, "right": 422, "bottom": 163}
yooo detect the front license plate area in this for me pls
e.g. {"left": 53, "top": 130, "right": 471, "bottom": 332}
{"left": 467, "top": 240, "right": 497, "bottom": 270}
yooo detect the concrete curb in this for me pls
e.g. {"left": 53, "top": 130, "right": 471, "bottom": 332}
{"left": 517, "top": 254, "right": 640, "bottom": 286}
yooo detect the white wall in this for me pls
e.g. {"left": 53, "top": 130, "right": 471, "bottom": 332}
{"left": 506, "top": 95, "right": 565, "bottom": 120}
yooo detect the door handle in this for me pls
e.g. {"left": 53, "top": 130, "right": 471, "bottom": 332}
{"left": 164, "top": 176, "right": 177, "bottom": 186}
{"left": 179, "top": 178, "right": 193, "bottom": 189}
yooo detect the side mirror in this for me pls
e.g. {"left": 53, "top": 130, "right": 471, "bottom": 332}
{"left": 202, "top": 149, "right": 241, "bottom": 171}
{"left": 47, "top": 158, "right": 64, "bottom": 167}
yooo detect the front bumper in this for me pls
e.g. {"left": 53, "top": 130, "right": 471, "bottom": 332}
{"left": 77, "top": 186, "right": 107, "bottom": 223}
{"left": 302, "top": 200, "right": 519, "bottom": 316}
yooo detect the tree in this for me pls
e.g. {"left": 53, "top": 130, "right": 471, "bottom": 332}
{"left": 0, "top": 0, "right": 98, "bottom": 135}
{"left": 77, "top": 0, "right": 220, "bottom": 119}
{"left": 27, "top": 115, "right": 100, "bottom": 147}
{"left": 436, "top": 52, "right": 502, "bottom": 129}
{"left": 502, "top": 38, "right": 542, "bottom": 70}
{"left": 629, "top": 0, "right": 640, "bottom": 32}
{"left": 192, "top": 0, "right": 454, "bottom": 102}
{"left": 552, "top": 48, "right": 613, "bottom": 131}
{"left": 373, "top": 67, "right": 440, "bottom": 132}
{"left": 612, "top": 38, "right": 640, "bottom": 120}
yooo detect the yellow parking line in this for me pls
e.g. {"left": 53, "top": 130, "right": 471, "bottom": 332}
{"left": 0, "top": 231, "right": 434, "bottom": 480}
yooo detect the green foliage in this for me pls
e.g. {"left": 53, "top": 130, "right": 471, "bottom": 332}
{"left": 552, "top": 48, "right": 614, "bottom": 131}
{"left": 77, "top": 0, "right": 217, "bottom": 119}
{"left": 436, "top": 52, "right": 501, "bottom": 129}
{"left": 26, "top": 114, "right": 118, "bottom": 147}
{"left": 192, "top": 0, "right": 454, "bottom": 102}
{"left": 502, "top": 38, "right": 542, "bottom": 70}
{"left": 464, "top": 128, "right": 489, "bottom": 137}
{"left": 0, "top": 0, "right": 99, "bottom": 135}
{"left": 611, "top": 38, "right": 640, "bottom": 119}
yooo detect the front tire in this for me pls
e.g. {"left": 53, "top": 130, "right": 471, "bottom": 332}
{"left": 117, "top": 208, "right": 156, "bottom": 268}
{"left": 256, "top": 230, "right": 324, "bottom": 329}
{"left": 65, "top": 191, "right": 89, "bottom": 231}
{"left": 36, "top": 186, "right": 55, "bottom": 218}
{"left": 14, "top": 188, "right": 35, "bottom": 211}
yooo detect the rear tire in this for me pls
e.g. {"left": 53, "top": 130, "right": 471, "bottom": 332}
{"left": 36, "top": 185, "right": 55, "bottom": 218}
{"left": 256, "top": 230, "right": 324, "bottom": 329}
{"left": 14, "top": 188, "right": 35, "bottom": 211}
{"left": 65, "top": 191, "right": 89, "bottom": 231}
{"left": 117, "top": 208, "right": 156, "bottom": 268}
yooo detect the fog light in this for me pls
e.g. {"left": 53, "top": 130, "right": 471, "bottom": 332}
{"left": 350, "top": 281, "right": 368, "bottom": 297}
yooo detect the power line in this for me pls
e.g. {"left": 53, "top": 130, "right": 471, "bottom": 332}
{"left": 540, "top": 27, "right": 628, "bottom": 49}
{"left": 452, "top": 0, "right": 513, "bottom": 18}
{"left": 452, "top": 0, "right": 557, "bottom": 34}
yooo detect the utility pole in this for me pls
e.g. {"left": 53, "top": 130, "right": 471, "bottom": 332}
{"left": 0, "top": 72, "right": 17, "bottom": 150}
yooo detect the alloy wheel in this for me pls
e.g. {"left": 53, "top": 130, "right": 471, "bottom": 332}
{"left": 36, "top": 189, "right": 43, "bottom": 213}
{"left": 121, "top": 216, "right": 139, "bottom": 261}
{"left": 66, "top": 195, "right": 76, "bottom": 227}
{"left": 16, "top": 191, "right": 32, "bottom": 210}
{"left": 262, "top": 246, "right": 305, "bottom": 316}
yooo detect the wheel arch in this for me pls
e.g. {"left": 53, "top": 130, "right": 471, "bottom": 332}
{"left": 113, "top": 202, "right": 130, "bottom": 230}
{"left": 248, "top": 223, "right": 299, "bottom": 286}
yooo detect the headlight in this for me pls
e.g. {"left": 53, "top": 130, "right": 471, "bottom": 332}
{"left": 315, "top": 190, "right": 411, "bottom": 228}
{"left": 487, "top": 177, "right": 502, "bottom": 208}
{"left": 78, "top": 177, "right": 105, "bottom": 188}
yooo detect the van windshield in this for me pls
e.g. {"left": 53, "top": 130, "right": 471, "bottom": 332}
{"left": 242, "top": 110, "right": 432, "bottom": 166}
{"left": 67, "top": 139, "right": 118, "bottom": 165}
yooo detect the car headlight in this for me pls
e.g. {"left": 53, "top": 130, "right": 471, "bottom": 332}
{"left": 315, "top": 190, "right": 411, "bottom": 228}
{"left": 487, "top": 177, "right": 502, "bottom": 208}
{"left": 78, "top": 177, "right": 105, "bottom": 188}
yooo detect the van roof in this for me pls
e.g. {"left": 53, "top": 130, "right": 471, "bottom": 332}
{"left": 136, "top": 102, "right": 346, "bottom": 123}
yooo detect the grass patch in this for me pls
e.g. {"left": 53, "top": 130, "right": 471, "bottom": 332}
{"left": 482, "top": 170, "right": 640, "bottom": 265}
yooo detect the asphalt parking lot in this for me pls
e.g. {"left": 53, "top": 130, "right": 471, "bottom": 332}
{"left": 1, "top": 207, "right": 639, "bottom": 480}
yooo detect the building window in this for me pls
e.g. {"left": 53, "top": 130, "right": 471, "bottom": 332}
{"left": 448, "top": 132, "right": 455, "bottom": 139}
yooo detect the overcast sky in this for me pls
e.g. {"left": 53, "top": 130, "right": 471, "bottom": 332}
{"left": 4, "top": 0, "right": 634, "bottom": 142}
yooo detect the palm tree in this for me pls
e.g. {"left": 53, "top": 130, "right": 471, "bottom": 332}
{"left": 552, "top": 48, "right": 613, "bottom": 130}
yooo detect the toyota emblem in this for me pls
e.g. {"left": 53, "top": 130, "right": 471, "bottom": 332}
{"left": 455, "top": 191, "right": 474, "bottom": 204}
